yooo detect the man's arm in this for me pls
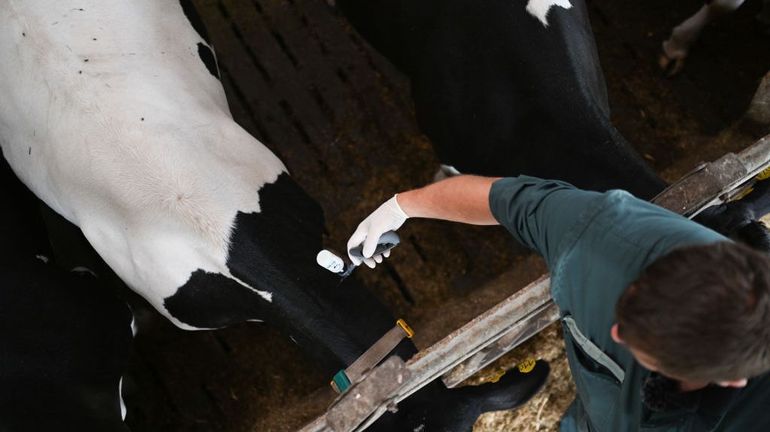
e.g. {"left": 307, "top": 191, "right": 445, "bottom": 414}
{"left": 346, "top": 175, "right": 500, "bottom": 267}
{"left": 397, "top": 175, "right": 501, "bottom": 225}
{"left": 347, "top": 175, "right": 603, "bottom": 267}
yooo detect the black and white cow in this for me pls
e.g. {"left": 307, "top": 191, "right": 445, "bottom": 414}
{"left": 336, "top": 0, "right": 770, "bottom": 250}
{"left": 0, "top": 155, "right": 133, "bottom": 431}
{"left": 0, "top": 1, "right": 548, "bottom": 430}
{"left": 660, "top": 0, "right": 770, "bottom": 76}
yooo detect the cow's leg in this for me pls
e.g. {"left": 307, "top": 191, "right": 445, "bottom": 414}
{"left": 660, "top": 0, "right": 747, "bottom": 76}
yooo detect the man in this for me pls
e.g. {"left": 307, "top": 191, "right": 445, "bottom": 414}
{"left": 347, "top": 175, "right": 770, "bottom": 431}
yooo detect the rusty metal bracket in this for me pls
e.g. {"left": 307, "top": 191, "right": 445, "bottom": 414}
{"left": 298, "top": 134, "right": 770, "bottom": 432}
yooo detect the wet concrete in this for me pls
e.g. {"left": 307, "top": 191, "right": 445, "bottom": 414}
{"left": 122, "top": 0, "right": 770, "bottom": 431}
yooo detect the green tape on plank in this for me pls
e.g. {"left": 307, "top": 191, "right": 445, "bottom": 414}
{"left": 331, "top": 369, "right": 352, "bottom": 394}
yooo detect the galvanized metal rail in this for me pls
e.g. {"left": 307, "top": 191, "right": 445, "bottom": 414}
{"left": 300, "top": 135, "right": 770, "bottom": 432}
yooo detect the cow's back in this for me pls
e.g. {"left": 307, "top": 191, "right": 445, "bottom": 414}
{"left": 0, "top": 0, "right": 254, "bottom": 217}
{"left": 0, "top": 1, "right": 292, "bottom": 326}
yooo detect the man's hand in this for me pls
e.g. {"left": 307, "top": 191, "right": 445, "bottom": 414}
{"left": 347, "top": 195, "right": 409, "bottom": 268}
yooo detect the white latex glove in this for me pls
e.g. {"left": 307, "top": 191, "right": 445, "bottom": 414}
{"left": 347, "top": 195, "right": 409, "bottom": 268}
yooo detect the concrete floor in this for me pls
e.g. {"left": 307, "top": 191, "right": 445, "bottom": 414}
{"left": 122, "top": 0, "right": 770, "bottom": 431}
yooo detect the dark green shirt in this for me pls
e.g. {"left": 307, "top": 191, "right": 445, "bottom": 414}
{"left": 489, "top": 176, "right": 770, "bottom": 432}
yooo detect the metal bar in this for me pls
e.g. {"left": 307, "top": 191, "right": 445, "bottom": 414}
{"left": 442, "top": 299, "right": 559, "bottom": 388}
{"left": 396, "top": 275, "right": 550, "bottom": 398}
{"left": 298, "top": 134, "right": 770, "bottom": 432}
{"left": 652, "top": 135, "right": 770, "bottom": 216}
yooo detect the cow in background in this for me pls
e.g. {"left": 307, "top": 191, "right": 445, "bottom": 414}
{"left": 336, "top": 0, "right": 770, "bottom": 251}
{"left": 0, "top": 154, "right": 133, "bottom": 431}
{"left": 0, "top": 1, "right": 548, "bottom": 430}
{"left": 660, "top": 0, "right": 770, "bottom": 76}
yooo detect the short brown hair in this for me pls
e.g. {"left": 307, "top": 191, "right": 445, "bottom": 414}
{"left": 616, "top": 241, "right": 770, "bottom": 382}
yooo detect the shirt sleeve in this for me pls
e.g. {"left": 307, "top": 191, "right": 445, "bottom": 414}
{"left": 489, "top": 176, "right": 604, "bottom": 266}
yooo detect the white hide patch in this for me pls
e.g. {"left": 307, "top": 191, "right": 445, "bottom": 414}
{"left": 526, "top": 0, "right": 572, "bottom": 26}
{"left": 0, "top": 1, "right": 285, "bottom": 329}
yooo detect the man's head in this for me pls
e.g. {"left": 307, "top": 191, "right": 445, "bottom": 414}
{"left": 613, "top": 241, "right": 770, "bottom": 387}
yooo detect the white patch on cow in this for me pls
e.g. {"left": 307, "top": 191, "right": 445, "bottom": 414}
{"left": 526, "top": 0, "right": 572, "bottom": 26}
{"left": 0, "top": 0, "right": 284, "bottom": 329}
{"left": 35, "top": 254, "right": 49, "bottom": 263}
{"left": 119, "top": 377, "right": 126, "bottom": 420}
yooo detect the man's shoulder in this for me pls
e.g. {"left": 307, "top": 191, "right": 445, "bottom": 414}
{"left": 577, "top": 189, "right": 727, "bottom": 262}
{"left": 488, "top": 176, "right": 726, "bottom": 269}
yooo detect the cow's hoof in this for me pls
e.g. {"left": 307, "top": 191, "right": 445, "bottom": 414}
{"left": 659, "top": 40, "right": 688, "bottom": 77}
{"left": 658, "top": 52, "right": 686, "bottom": 77}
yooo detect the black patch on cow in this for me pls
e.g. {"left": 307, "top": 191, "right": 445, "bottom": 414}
{"left": 180, "top": 0, "right": 211, "bottom": 44}
{"left": 220, "top": 173, "right": 417, "bottom": 373}
{"left": 164, "top": 269, "right": 272, "bottom": 328}
{"left": 197, "top": 42, "right": 220, "bottom": 80}
{"left": 225, "top": 174, "right": 329, "bottom": 302}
